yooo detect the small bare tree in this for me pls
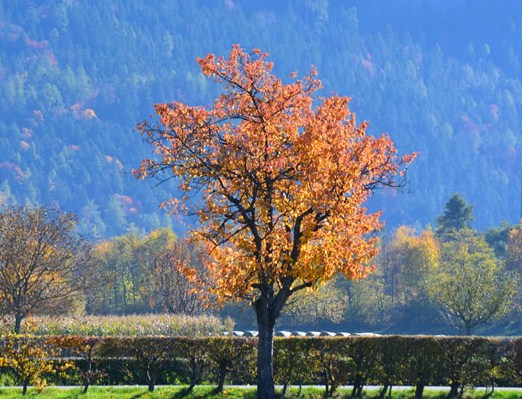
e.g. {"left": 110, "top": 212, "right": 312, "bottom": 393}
{"left": 0, "top": 206, "right": 93, "bottom": 332}
{"left": 153, "top": 239, "right": 207, "bottom": 315}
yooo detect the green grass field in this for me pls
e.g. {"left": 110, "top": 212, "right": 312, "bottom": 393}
{"left": 0, "top": 386, "right": 521, "bottom": 399}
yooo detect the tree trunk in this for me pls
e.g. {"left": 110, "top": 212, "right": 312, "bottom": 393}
{"left": 281, "top": 382, "right": 288, "bottom": 397}
{"left": 147, "top": 370, "right": 155, "bottom": 392}
{"left": 215, "top": 365, "right": 227, "bottom": 393}
{"left": 449, "top": 382, "right": 459, "bottom": 398}
{"left": 188, "top": 361, "right": 196, "bottom": 392}
{"left": 83, "top": 352, "right": 93, "bottom": 393}
{"left": 487, "top": 382, "right": 495, "bottom": 396}
{"left": 352, "top": 376, "right": 364, "bottom": 398}
{"left": 378, "top": 385, "right": 389, "bottom": 399}
{"left": 324, "top": 369, "right": 331, "bottom": 397}
{"left": 22, "top": 378, "right": 29, "bottom": 395}
{"left": 83, "top": 371, "right": 91, "bottom": 394}
{"left": 255, "top": 299, "right": 276, "bottom": 399}
{"left": 14, "top": 314, "right": 23, "bottom": 334}
{"left": 415, "top": 383, "right": 424, "bottom": 399}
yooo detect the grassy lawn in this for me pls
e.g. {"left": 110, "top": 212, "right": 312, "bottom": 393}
{"left": 0, "top": 386, "right": 520, "bottom": 399}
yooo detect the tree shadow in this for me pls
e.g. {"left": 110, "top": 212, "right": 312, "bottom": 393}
{"left": 168, "top": 387, "right": 258, "bottom": 399}
{"left": 170, "top": 387, "right": 204, "bottom": 399}
{"left": 169, "top": 387, "right": 198, "bottom": 399}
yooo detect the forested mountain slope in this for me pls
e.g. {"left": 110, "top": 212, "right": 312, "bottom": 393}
{"left": 1, "top": 0, "right": 521, "bottom": 237}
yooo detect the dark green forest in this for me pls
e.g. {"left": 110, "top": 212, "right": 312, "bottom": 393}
{"left": 1, "top": 0, "right": 522, "bottom": 237}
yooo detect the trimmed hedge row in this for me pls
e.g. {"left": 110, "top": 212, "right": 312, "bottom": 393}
{"left": 1, "top": 335, "right": 521, "bottom": 397}
{"left": 272, "top": 336, "right": 522, "bottom": 399}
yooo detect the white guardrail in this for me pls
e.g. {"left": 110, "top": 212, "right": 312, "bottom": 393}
{"left": 224, "top": 331, "right": 382, "bottom": 337}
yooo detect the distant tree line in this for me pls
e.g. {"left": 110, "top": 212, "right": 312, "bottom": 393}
{"left": 0, "top": 196, "right": 520, "bottom": 335}
{"left": 342, "top": 193, "right": 520, "bottom": 335}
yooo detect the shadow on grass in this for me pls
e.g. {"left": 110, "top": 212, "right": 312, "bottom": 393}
{"left": 168, "top": 387, "right": 258, "bottom": 399}
{"left": 168, "top": 387, "right": 193, "bottom": 399}
{"left": 168, "top": 387, "right": 213, "bottom": 399}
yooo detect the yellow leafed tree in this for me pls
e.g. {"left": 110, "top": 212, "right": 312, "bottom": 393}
{"left": 0, "top": 206, "right": 93, "bottom": 333}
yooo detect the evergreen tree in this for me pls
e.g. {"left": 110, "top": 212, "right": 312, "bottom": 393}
{"left": 436, "top": 194, "right": 474, "bottom": 239}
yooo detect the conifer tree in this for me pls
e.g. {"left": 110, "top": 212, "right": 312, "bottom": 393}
{"left": 436, "top": 194, "right": 474, "bottom": 239}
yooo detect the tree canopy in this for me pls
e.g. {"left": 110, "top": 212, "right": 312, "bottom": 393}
{"left": 0, "top": 206, "right": 92, "bottom": 332}
{"left": 436, "top": 194, "right": 474, "bottom": 239}
{"left": 135, "top": 45, "right": 414, "bottom": 399}
{"left": 427, "top": 232, "right": 515, "bottom": 335}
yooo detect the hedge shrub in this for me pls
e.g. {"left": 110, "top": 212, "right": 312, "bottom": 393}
{"left": 1, "top": 334, "right": 521, "bottom": 395}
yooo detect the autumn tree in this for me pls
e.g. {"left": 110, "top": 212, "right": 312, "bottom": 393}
{"left": 427, "top": 232, "right": 515, "bottom": 335}
{"left": 49, "top": 336, "right": 104, "bottom": 393}
{"left": 149, "top": 237, "right": 207, "bottom": 315}
{"left": 347, "top": 227, "right": 439, "bottom": 328}
{"left": 87, "top": 229, "right": 157, "bottom": 315}
{"left": 87, "top": 229, "right": 205, "bottom": 315}
{"left": 0, "top": 334, "right": 69, "bottom": 395}
{"left": 387, "top": 226, "right": 439, "bottom": 303}
{"left": 135, "top": 45, "right": 414, "bottom": 399}
{"left": 0, "top": 206, "right": 93, "bottom": 333}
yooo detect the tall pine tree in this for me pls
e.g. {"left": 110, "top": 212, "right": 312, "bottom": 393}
{"left": 436, "top": 194, "right": 474, "bottom": 240}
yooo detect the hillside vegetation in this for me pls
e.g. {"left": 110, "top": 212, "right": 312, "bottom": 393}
{"left": 1, "top": 1, "right": 521, "bottom": 236}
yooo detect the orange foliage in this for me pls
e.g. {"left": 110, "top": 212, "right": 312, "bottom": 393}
{"left": 135, "top": 45, "right": 415, "bottom": 303}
